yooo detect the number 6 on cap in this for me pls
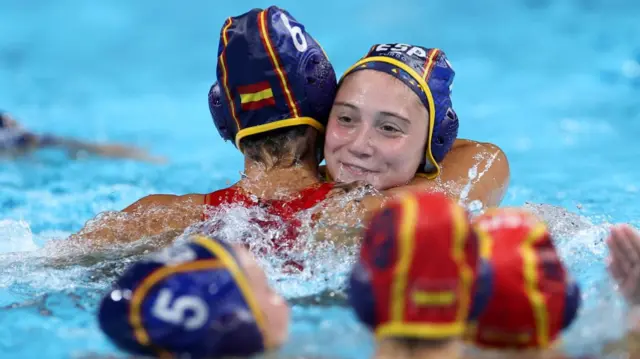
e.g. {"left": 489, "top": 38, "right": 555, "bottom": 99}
{"left": 280, "top": 13, "right": 307, "bottom": 52}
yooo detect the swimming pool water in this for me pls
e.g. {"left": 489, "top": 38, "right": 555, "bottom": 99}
{"left": 1, "top": 0, "right": 640, "bottom": 357}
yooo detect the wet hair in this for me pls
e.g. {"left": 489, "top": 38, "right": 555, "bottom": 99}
{"left": 394, "top": 337, "right": 452, "bottom": 352}
{"left": 240, "top": 125, "right": 316, "bottom": 169}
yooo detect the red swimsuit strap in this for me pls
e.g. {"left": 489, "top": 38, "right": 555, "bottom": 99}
{"left": 202, "top": 182, "right": 335, "bottom": 220}
{"left": 202, "top": 187, "right": 254, "bottom": 220}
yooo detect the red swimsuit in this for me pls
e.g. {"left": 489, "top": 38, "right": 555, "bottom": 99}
{"left": 202, "top": 182, "right": 335, "bottom": 271}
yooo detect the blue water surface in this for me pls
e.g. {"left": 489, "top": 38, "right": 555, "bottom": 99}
{"left": 1, "top": 0, "right": 640, "bottom": 358}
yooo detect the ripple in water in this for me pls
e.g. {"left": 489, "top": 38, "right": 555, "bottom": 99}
{"left": 0, "top": 190, "right": 633, "bottom": 357}
{"left": 524, "top": 202, "right": 627, "bottom": 356}
{"left": 186, "top": 184, "right": 376, "bottom": 299}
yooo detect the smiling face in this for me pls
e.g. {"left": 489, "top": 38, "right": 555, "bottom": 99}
{"left": 323, "top": 70, "right": 429, "bottom": 190}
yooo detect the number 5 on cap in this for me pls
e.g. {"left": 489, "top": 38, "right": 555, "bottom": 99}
{"left": 151, "top": 289, "right": 209, "bottom": 330}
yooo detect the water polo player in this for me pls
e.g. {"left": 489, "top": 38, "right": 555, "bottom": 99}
{"left": 98, "top": 234, "right": 289, "bottom": 357}
{"left": 348, "top": 191, "right": 493, "bottom": 359}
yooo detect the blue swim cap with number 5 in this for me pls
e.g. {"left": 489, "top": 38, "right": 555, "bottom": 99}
{"left": 98, "top": 235, "right": 268, "bottom": 358}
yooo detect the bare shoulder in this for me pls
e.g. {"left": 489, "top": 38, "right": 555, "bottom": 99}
{"left": 122, "top": 193, "right": 205, "bottom": 213}
{"left": 474, "top": 141, "right": 509, "bottom": 163}
{"left": 450, "top": 139, "right": 507, "bottom": 157}
{"left": 398, "top": 139, "right": 510, "bottom": 207}
{"left": 451, "top": 138, "right": 476, "bottom": 149}
{"left": 443, "top": 139, "right": 509, "bottom": 173}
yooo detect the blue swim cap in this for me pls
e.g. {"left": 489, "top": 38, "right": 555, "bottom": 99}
{"left": 98, "top": 235, "right": 268, "bottom": 358}
{"left": 209, "top": 6, "right": 337, "bottom": 150}
{"left": 341, "top": 44, "right": 459, "bottom": 179}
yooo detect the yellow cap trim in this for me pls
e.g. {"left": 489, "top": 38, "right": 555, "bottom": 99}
{"left": 377, "top": 322, "right": 465, "bottom": 339}
{"left": 522, "top": 222, "right": 551, "bottom": 348}
{"left": 341, "top": 56, "right": 439, "bottom": 179}
{"left": 412, "top": 290, "right": 456, "bottom": 306}
{"left": 258, "top": 10, "right": 301, "bottom": 118}
{"left": 390, "top": 194, "right": 419, "bottom": 322}
{"left": 450, "top": 201, "right": 473, "bottom": 323}
{"left": 218, "top": 18, "right": 241, "bottom": 133}
{"left": 235, "top": 117, "right": 325, "bottom": 149}
{"left": 191, "top": 236, "right": 270, "bottom": 348}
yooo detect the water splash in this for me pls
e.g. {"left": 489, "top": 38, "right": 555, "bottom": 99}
{"left": 459, "top": 149, "right": 500, "bottom": 207}
{"left": 185, "top": 184, "right": 375, "bottom": 299}
{"left": 0, "top": 185, "right": 633, "bottom": 358}
{"left": 523, "top": 202, "right": 627, "bottom": 356}
{"left": 0, "top": 219, "right": 38, "bottom": 253}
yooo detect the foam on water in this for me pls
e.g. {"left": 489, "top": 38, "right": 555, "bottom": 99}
{"left": 3, "top": 0, "right": 640, "bottom": 357}
{"left": 524, "top": 203, "right": 628, "bottom": 355}
{"left": 0, "top": 219, "right": 38, "bottom": 252}
{"left": 0, "top": 184, "right": 374, "bottom": 358}
{"left": 0, "top": 184, "right": 630, "bottom": 358}
{"left": 0, "top": 196, "right": 635, "bottom": 357}
{"left": 187, "top": 184, "right": 375, "bottom": 299}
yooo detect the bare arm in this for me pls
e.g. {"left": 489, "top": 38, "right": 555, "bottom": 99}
{"left": 68, "top": 194, "right": 205, "bottom": 247}
{"left": 320, "top": 139, "right": 509, "bottom": 208}
{"left": 602, "top": 325, "right": 640, "bottom": 357}
{"left": 312, "top": 140, "right": 509, "bottom": 245}
{"left": 39, "top": 135, "right": 167, "bottom": 163}
{"left": 389, "top": 139, "right": 510, "bottom": 208}
{"left": 311, "top": 183, "right": 387, "bottom": 246}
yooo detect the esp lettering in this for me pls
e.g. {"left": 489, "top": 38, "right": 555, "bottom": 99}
{"left": 375, "top": 43, "right": 427, "bottom": 58}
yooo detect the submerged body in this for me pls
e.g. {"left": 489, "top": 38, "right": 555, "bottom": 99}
{"left": 0, "top": 111, "right": 165, "bottom": 162}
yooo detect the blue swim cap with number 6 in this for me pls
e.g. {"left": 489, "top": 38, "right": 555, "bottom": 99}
{"left": 98, "top": 235, "right": 268, "bottom": 358}
{"left": 208, "top": 6, "right": 337, "bottom": 153}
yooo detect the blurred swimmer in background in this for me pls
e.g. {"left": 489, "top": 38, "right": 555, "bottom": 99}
{"left": 0, "top": 110, "right": 165, "bottom": 163}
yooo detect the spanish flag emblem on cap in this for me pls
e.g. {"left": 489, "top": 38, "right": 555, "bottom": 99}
{"left": 348, "top": 191, "right": 492, "bottom": 340}
{"left": 238, "top": 81, "right": 276, "bottom": 111}
{"left": 211, "top": 6, "right": 337, "bottom": 151}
